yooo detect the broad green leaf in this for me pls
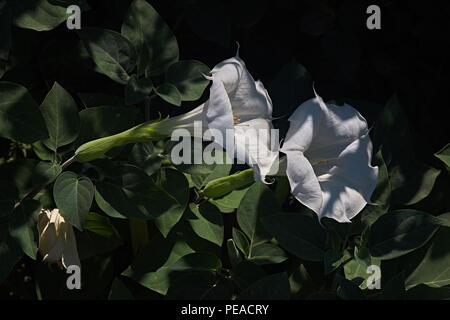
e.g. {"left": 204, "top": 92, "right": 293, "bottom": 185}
{"left": 53, "top": 171, "right": 94, "bottom": 230}
{"left": 209, "top": 185, "right": 251, "bottom": 213}
{"left": 108, "top": 278, "right": 134, "bottom": 300}
{"left": 155, "top": 83, "right": 182, "bottom": 106}
{"left": 237, "top": 183, "right": 278, "bottom": 250}
{"left": 232, "top": 227, "right": 250, "bottom": 257}
{"left": 0, "top": 159, "right": 37, "bottom": 198}
{"left": 390, "top": 162, "right": 440, "bottom": 206}
{"left": 121, "top": 0, "right": 179, "bottom": 75}
{"left": 187, "top": 202, "right": 224, "bottom": 246}
{"left": 125, "top": 75, "right": 153, "bottom": 105}
{"left": 31, "top": 161, "right": 62, "bottom": 187}
{"left": 154, "top": 168, "right": 190, "bottom": 237}
{"left": 95, "top": 165, "right": 180, "bottom": 221}
{"left": 248, "top": 242, "right": 288, "bottom": 265}
{"left": 262, "top": 212, "right": 327, "bottom": 261}
{"left": 368, "top": 210, "right": 440, "bottom": 260}
{"left": 40, "top": 82, "right": 80, "bottom": 151}
{"left": 203, "top": 169, "right": 254, "bottom": 199}
{"left": 337, "top": 275, "right": 366, "bottom": 300}
{"left": 78, "top": 28, "right": 136, "bottom": 84}
{"left": 76, "top": 212, "right": 123, "bottom": 260}
{"left": 237, "top": 272, "right": 290, "bottom": 300}
{"left": 0, "top": 182, "right": 18, "bottom": 218}
{"left": 123, "top": 223, "right": 220, "bottom": 295}
{"left": 437, "top": 212, "right": 450, "bottom": 227}
{"left": 10, "top": 0, "right": 89, "bottom": 31}
{"left": 360, "top": 149, "right": 391, "bottom": 227}
{"left": 8, "top": 200, "right": 41, "bottom": 259}
{"left": 169, "top": 252, "right": 222, "bottom": 272}
{"left": 0, "top": 82, "right": 48, "bottom": 143}
{"left": 75, "top": 106, "right": 138, "bottom": 147}
{"left": 0, "top": 223, "right": 23, "bottom": 284}
{"left": 226, "top": 239, "right": 242, "bottom": 267}
{"left": 405, "top": 228, "right": 450, "bottom": 289}
{"left": 175, "top": 149, "right": 231, "bottom": 188}
{"left": 324, "top": 249, "right": 351, "bottom": 275}
{"left": 434, "top": 142, "right": 450, "bottom": 168}
{"left": 166, "top": 60, "right": 210, "bottom": 101}
{"left": 128, "top": 142, "right": 161, "bottom": 176}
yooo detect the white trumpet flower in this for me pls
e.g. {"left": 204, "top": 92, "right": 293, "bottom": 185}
{"left": 202, "top": 53, "right": 279, "bottom": 181}
{"left": 37, "top": 208, "right": 81, "bottom": 269}
{"left": 280, "top": 89, "right": 378, "bottom": 223}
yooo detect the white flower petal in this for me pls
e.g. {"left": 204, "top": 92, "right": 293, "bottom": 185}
{"left": 318, "top": 179, "right": 368, "bottom": 223}
{"left": 284, "top": 150, "right": 323, "bottom": 213}
{"left": 234, "top": 118, "right": 279, "bottom": 181}
{"left": 61, "top": 222, "right": 81, "bottom": 268}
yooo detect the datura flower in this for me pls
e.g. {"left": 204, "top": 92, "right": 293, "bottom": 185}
{"left": 37, "top": 208, "right": 80, "bottom": 269}
{"left": 201, "top": 52, "right": 279, "bottom": 182}
{"left": 280, "top": 89, "right": 378, "bottom": 223}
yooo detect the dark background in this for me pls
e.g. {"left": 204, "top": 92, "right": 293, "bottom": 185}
{"left": 1, "top": 0, "right": 450, "bottom": 299}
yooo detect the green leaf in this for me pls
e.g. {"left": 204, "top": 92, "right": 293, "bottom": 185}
{"left": 77, "top": 212, "right": 123, "bottom": 260}
{"left": 226, "top": 239, "right": 242, "bottom": 267}
{"left": 337, "top": 275, "right": 366, "bottom": 300}
{"left": 187, "top": 202, "right": 224, "bottom": 246}
{"left": 262, "top": 212, "right": 327, "bottom": 261}
{"left": 121, "top": 0, "right": 179, "bottom": 76}
{"left": 203, "top": 168, "right": 254, "bottom": 199}
{"left": 95, "top": 165, "right": 180, "bottom": 221}
{"left": 0, "top": 82, "right": 48, "bottom": 143}
{"left": 75, "top": 106, "right": 138, "bottom": 147}
{"left": 78, "top": 27, "right": 136, "bottom": 84}
{"left": 434, "top": 142, "right": 450, "bottom": 168}
{"left": 360, "top": 149, "right": 391, "bottom": 227}
{"left": 169, "top": 252, "right": 222, "bottom": 272}
{"left": 53, "top": 171, "right": 94, "bottom": 230}
{"left": 237, "top": 183, "right": 278, "bottom": 250}
{"left": 248, "top": 242, "right": 288, "bottom": 265}
{"left": 165, "top": 60, "right": 210, "bottom": 101}
{"left": 125, "top": 75, "right": 153, "bottom": 105}
{"left": 324, "top": 249, "right": 351, "bottom": 275}
{"left": 232, "top": 227, "right": 250, "bottom": 257}
{"left": 31, "top": 161, "right": 62, "bottom": 187}
{"left": 10, "top": 0, "right": 89, "bottom": 31}
{"left": 344, "top": 245, "right": 381, "bottom": 289}
{"left": 209, "top": 185, "right": 251, "bottom": 213}
{"left": 237, "top": 272, "right": 290, "bottom": 300}
{"left": 405, "top": 228, "right": 450, "bottom": 289}
{"left": 155, "top": 83, "right": 182, "bottom": 106}
{"left": 368, "top": 209, "right": 440, "bottom": 260}
{"left": 0, "top": 223, "right": 23, "bottom": 284}
{"left": 8, "top": 200, "right": 41, "bottom": 259}
{"left": 154, "top": 168, "right": 190, "bottom": 237}
{"left": 39, "top": 82, "right": 80, "bottom": 151}
{"left": 0, "top": 182, "right": 18, "bottom": 218}
{"left": 390, "top": 162, "right": 440, "bottom": 206}
{"left": 175, "top": 149, "right": 231, "bottom": 188}
{"left": 128, "top": 142, "right": 161, "bottom": 176}
{"left": 108, "top": 278, "right": 134, "bottom": 300}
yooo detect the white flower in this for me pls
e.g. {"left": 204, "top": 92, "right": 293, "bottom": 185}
{"left": 37, "top": 208, "right": 81, "bottom": 269}
{"left": 280, "top": 89, "right": 378, "bottom": 223}
{"left": 202, "top": 53, "right": 279, "bottom": 181}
